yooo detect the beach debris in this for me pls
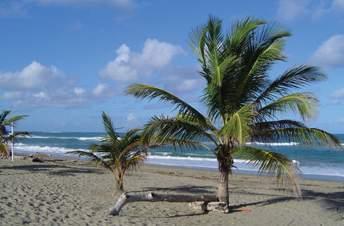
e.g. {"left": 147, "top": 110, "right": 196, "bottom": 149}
{"left": 189, "top": 201, "right": 208, "bottom": 212}
{"left": 29, "top": 153, "right": 51, "bottom": 162}
{"left": 31, "top": 157, "right": 44, "bottom": 163}
{"left": 109, "top": 191, "right": 235, "bottom": 216}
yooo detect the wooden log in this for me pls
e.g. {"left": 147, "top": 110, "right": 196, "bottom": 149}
{"left": 109, "top": 192, "right": 218, "bottom": 216}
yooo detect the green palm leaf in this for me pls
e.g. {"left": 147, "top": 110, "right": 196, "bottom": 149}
{"left": 127, "top": 84, "right": 208, "bottom": 126}
{"left": 68, "top": 112, "right": 148, "bottom": 191}
{"left": 254, "top": 127, "right": 341, "bottom": 146}
{"left": 257, "top": 93, "right": 317, "bottom": 120}
{"left": 219, "top": 105, "right": 254, "bottom": 144}
{"left": 256, "top": 66, "right": 326, "bottom": 104}
{"left": 142, "top": 115, "right": 217, "bottom": 147}
{"left": 234, "top": 146, "right": 301, "bottom": 196}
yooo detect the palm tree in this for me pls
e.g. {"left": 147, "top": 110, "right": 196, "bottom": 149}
{"left": 0, "top": 110, "right": 29, "bottom": 159}
{"left": 69, "top": 112, "right": 147, "bottom": 191}
{"left": 127, "top": 17, "right": 340, "bottom": 211}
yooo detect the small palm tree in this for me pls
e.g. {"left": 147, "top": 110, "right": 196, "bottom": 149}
{"left": 70, "top": 112, "right": 147, "bottom": 191}
{"left": 0, "top": 110, "right": 29, "bottom": 159}
{"left": 127, "top": 17, "right": 340, "bottom": 211}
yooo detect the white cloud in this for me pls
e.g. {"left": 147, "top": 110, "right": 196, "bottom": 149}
{"left": 174, "top": 79, "right": 202, "bottom": 92}
{"left": 92, "top": 83, "right": 112, "bottom": 97}
{"left": 0, "top": 62, "right": 114, "bottom": 107}
{"left": 311, "top": 35, "right": 344, "bottom": 68}
{"left": 332, "top": 88, "right": 344, "bottom": 97}
{"left": 101, "top": 39, "right": 183, "bottom": 81}
{"left": 277, "top": 0, "right": 309, "bottom": 21}
{"left": 73, "top": 87, "right": 86, "bottom": 96}
{"left": 0, "top": 61, "right": 61, "bottom": 89}
{"left": 33, "top": 91, "right": 49, "bottom": 100}
{"left": 331, "top": 88, "right": 344, "bottom": 103}
{"left": 276, "top": 0, "right": 344, "bottom": 22}
{"left": 160, "top": 66, "right": 204, "bottom": 96}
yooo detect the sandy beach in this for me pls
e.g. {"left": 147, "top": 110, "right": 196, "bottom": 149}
{"left": 0, "top": 158, "right": 343, "bottom": 226}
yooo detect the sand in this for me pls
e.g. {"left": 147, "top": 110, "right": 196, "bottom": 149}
{"left": 0, "top": 158, "right": 343, "bottom": 226}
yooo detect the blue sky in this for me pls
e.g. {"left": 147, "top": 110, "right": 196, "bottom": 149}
{"left": 0, "top": 0, "right": 344, "bottom": 133}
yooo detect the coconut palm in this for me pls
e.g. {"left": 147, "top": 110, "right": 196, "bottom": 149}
{"left": 69, "top": 112, "right": 148, "bottom": 191}
{"left": 127, "top": 17, "right": 340, "bottom": 211}
{"left": 0, "top": 110, "right": 29, "bottom": 159}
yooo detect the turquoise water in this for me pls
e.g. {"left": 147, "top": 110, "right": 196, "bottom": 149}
{"left": 15, "top": 132, "right": 344, "bottom": 180}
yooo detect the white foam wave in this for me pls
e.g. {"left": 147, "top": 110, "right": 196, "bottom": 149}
{"left": 28, "top": 136, "right": 301, "bottom": 146}
{"left": 247, "top": 142, "right": 299, "bottom": 146}
{"left": 14, "top": 143, "right": 87, "bottom": 154}
{"left": 146, "top": 155, "right": 261, "bottom": 171}
{"left": 29, "top": 135, "right": 102, "bottom": 141}
{"left": 147, "top": 155, "right": 344, "bottom": 178}
{"left": 13, "top": 143, "right": 344, "bottom": 178}
{"left": 78, "top": 137, "right": 103, "bottom": 141}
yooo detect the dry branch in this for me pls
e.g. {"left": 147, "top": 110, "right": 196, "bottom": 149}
{"left": 109, "top": 192, "right": 218, "bottom": 216}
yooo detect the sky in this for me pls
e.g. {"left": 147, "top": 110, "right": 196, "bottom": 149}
{"left": 0, "top": 0, "right": 344, "bottom": 133}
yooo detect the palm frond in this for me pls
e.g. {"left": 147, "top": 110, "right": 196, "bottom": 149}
{"left": 102, "top": 112, "right": 120, "bottom": 145}
{"left": 253, "top": 119, "right": 306, "bottom": 130}
{"left": 149, "top": 136, "right": 208, "bottom": 151}
{"left": 219, "top": 105, "right": 254, "bottom": 144}
{"left": 142, "top": 115, "right": 217, "bottom": 147}
{"left": 257, "top": 92, "right": 317, "bottom": 121}
{"left": 3, "top": 115, "right": 28, "bottom": 126}
{"left": 225, "top": 17, "right": 265, "bottom": 54}
{"left": 5, "top": 131, "right": 31, "bottom": 143}
{"left": 0, "top": 111, "right": 11, "bottom": 124}
{"left": 254, "top": 127, "right": 341, "bottom": 146}
{"left": 234, "top": 146, "right": 301, "bottom": 196}
{"left": 256, "top": 66, "right": 325, "bottom": 105}
{"left": 127, "top": 84, "right": 208, "bottom": 126}
{"left": 234, "top": 27, "right": 290, "bottom": 104}
{"left": 122, "top": 148, "right": 147, "bottom": 171}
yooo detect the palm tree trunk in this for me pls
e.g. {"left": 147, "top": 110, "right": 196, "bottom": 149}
{"left": 112, "top": 170, "right": 124, "bottom": 192}
{"left": 217, "top": 163, "right": 229, "bottom": 208}
{"left": 118, "top": 182, "right": 124, "bottom": 191}
{"left": 117, "top": 174, "right": 124, "bottom": 191}
{"left": 216, "top": 143, "right": 232, "bottom": 212}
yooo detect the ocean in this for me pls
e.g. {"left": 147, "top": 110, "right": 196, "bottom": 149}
{"left": 14, "top": 132, "right": 344, "bottom": 181}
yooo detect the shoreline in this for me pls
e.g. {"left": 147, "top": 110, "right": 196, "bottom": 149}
{"left": 13, "top": 150, "right": 344, "bottom": 183}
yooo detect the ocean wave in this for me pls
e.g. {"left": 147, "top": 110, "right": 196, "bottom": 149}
{"left": 14, "top": 143, "right": 87, "bottom": 154}
{"left": 247, "top": 142, "right": 299, "bottom": 146}
{"left": 29, "top": 135, "right": 103, "bottom": 141}
{"left": 146, "top": 155, "right": 344, "bottom": 178}
{"left": 27, "top": 136, "right": 301, "bottom": 146}
{"left": 12, "top": 143, "right": 344, "bottom": 178}
{"left": 147, "top": 155, "right": 299, "bottom": 165}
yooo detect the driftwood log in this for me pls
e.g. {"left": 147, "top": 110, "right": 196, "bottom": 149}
{"left": 109, "top": 192, "right": 224, "bottom": 216}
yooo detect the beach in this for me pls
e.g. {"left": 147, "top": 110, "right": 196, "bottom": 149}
{"left": 0, "top": 158, "right": 343, "bottom": 226}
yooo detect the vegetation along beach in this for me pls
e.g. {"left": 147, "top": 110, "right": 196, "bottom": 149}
{"left": 1, "top": 1, "right": 344, "bottom": 225}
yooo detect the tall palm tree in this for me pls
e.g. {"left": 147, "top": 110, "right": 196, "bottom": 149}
{"left": 70, "top": 112, "right": 147, "bottom": 191}
{"left": 0, "top": 110, "right": 29, "bottom": 159}
{"left": 127, "top": 17, "right": 340, "bottom": 211}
